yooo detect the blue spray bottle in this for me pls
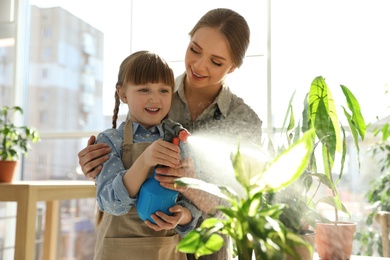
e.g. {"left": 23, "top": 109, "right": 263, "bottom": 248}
{"left": 137, "top": 118, "right": 190, "bottom": 223}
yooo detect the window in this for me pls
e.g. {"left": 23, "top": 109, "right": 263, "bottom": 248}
{"left": 2, "top": 0, "right": 389, "bottom": 259}
{"left": 42, "top": 26, "right": 51, "bottom": 38}
{"left": 1, "top": 1, "right": 266, "bottom": 259}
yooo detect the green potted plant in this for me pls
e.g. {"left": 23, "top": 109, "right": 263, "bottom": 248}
{"left": 0, "top": 106, "right": 40, "bottom": 182}
{"left": 265, "top": 87, "right": 329, "bottom": 260}
{"left": 366, "top": 122, "right": 390, "bottom": 219}
{"left": 282, "top": 76, "right": 366, "bottom": 259}
{"left": 175, "top": 130, "right": 316, "bottom": 260}
{"left": 355, "top": 121, "right": 390, "bottom": 256}
{"left": 267, "top": 170, "right": 329, "bottom": 260}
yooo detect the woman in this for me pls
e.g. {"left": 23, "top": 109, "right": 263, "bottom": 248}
{"left": 79, "top": 8, "right": 262, "bottom": 259}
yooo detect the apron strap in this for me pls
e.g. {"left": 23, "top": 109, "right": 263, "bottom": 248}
{"left": 123, "top": 120, "right": 134, "bottom": 145}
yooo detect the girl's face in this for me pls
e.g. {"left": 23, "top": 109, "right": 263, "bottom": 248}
{"left": 117, "top": 82, "right": 172, "bottom": 129}
{"left": 185, "top": 27, "right": 236, "bottom": 92}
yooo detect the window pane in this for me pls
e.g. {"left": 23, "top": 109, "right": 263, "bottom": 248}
{"left": 26, "top": 0, "right": 266, "bottom": 182}
{"left": 2, "top": 1, "right": 266, "bottom": 259}
{"left": 0, "top": 0, "right": 16, "bottom": 107}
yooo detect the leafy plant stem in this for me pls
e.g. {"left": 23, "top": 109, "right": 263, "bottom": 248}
{"left": 308, "top": 179, "right": 321, "bottom": 207}
{"left": 325, "top": 142, "right": 339, "bottom": 223}
{"left": 236, "top": 236, "right": 253, "bottom": 260}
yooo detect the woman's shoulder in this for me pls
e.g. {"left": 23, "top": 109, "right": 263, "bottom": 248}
{"left": 228, "top": 92, "right": 260, "bottom": 118}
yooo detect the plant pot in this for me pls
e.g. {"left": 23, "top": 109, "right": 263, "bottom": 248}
{"left": 374, "top": 211, "right": 390, "bottom": 257}
{"left": 0, "top": 160, "right": 18, "bottom": 182}
{"left": 287, "top": 230, "right": 316, "bottom": 260}
{"left": 315, "top": 222, "right": 356, "bottom": 260}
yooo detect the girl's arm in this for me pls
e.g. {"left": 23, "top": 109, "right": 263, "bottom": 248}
{"left": 95, "top": 133, "right": 180, "bottom": 215}
{"left": 122, "top": 139, "right": 181, "bottom": 197}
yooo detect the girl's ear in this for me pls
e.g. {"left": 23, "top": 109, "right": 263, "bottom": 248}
{"left": 116, "top": 86, "right": 127, "bottom": 103}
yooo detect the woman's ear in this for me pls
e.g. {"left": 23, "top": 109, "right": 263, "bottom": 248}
{"left": 116, "top": 86, "right": 127, "bottom": 103}
{"left": 228, "top": 66, "right": 237, "bottom": 74}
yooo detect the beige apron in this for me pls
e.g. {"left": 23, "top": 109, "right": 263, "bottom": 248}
{"left": 94, "top": 120, "right": 187, "bottom": 260}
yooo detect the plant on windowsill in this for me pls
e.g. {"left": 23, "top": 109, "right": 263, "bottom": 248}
{"left": 355, "top": 121, "right": 390, "bottom": 256}
{"left": 0, "top": 106, "right": 40, "bottom": 182}
{"left": 266, "top": 169, "right": 329, "bottom": 260}
{"left": 175, "top": 130, "right": 316, "bottom": 260}
{"left": 263, "top": 105, "right": 325, "bottom": 260}
{"left": 276, "top": 76, "right": 367, "bottom": 259}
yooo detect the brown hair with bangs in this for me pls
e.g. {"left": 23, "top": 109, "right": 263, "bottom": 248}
{"left": 112, "top": 51, "right": 175, "bottom": 129}
{"left": 96, "top": 51, "right": 174, "bottom": 226}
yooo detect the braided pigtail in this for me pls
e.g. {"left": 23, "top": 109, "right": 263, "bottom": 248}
{"left": 112, "top": 88, "right": 121, "bottom": 129}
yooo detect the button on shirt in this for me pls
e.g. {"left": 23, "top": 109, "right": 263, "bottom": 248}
{"left": 133, "top": 123, "right": 164, "bottom": 143}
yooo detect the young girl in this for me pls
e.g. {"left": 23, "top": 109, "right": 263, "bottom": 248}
{"left": 93, "top": 51, "right": 200, "bottom": 260}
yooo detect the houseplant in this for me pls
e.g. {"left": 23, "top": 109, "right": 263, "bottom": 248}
{"left": 0, "top": 106, "right": 40, "bottom": 182}
{"left": 175, "top": 130, "right": 316, "bottom": 260}
{"left": 287, "top": 76, "right": 366, "bottom": 259}
{"left": 264, "top": 75, "right": 366, "bottom": 259}
{"left": 174, "top": 76, "right": 366, "bottom": 259}
{"left": 267, "top": 170, "right": 328, "bottom": 260}
{"left": 355, "top": 121, "right": 390, "bottom": 256}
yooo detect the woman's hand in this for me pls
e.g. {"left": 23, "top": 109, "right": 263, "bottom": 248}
{"left": 154, "top": 157, "right": 196, "bottom": 192}
{"left": 155, "top": 157, "right": 219, "bottom": 214}
{"left": 77, "top": 136, "right": 111, "bottom": 180}
{"left": 144, "top": 205, "right": 191, "bottom": 231}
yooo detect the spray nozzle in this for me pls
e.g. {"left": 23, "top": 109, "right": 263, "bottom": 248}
{"left": 162, "top": 118, "right": 190, "bottom": 146}
{"left": 155, "top": 118, "right": 190, "bottom": 168}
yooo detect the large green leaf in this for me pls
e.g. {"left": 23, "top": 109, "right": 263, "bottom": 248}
{"left": 316, "top": 195, "right": 351, "bottom": 217}
{"left": 340, "top": 84, "right": 366, "bottom": 172}
{"left": 309, "top": 76, "right": 341, "bottom": 163}
{"left": 250, "top": 129, "right": 314, "bottom": 194}
{"left": 340, "top": 84, "right": 366, "bottom": 140}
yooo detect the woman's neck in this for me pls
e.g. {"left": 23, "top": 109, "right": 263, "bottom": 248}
{"left": 184, "top": 79, "right": 222, "bottom": 121}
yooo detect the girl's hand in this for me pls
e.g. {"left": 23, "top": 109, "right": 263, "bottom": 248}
{"left": 144, "top": 205, "right": 192, "bottom": 231}
{"left": 142, "top": 139, "right": 181, "bottom": 168}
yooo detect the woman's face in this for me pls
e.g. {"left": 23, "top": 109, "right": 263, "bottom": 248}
{"left": 117, "top": 83, "right": 172, "bottom": 129}
{"left": 185, "top": 27, "right": 236, "bottom": 91}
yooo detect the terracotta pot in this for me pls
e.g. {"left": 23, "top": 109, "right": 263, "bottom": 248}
{"left": 315, "top": 222, "right": 356, "bottom": 260}
{"left": 0, "top": 160, "right": 18, "bottom": 182}
{"left": 287, "top": 230, "right": 316, "bottom": 260}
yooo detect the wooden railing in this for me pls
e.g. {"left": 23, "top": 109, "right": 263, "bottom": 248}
{"left": 0, "top": 181, "right": 96, "bottom": 260}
